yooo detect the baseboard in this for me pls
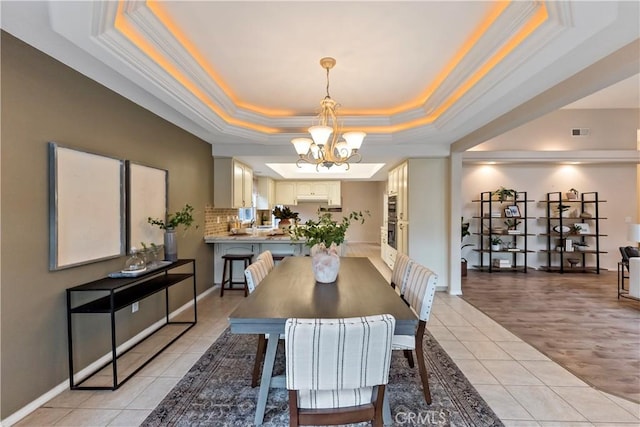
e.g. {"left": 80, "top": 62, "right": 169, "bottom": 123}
{"left": 1, "top": 286, "right": 215, "bottom": 427}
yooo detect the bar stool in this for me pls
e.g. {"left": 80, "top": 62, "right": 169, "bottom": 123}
{"left": 220, "top": 253, "right": 253, "bottom": 297}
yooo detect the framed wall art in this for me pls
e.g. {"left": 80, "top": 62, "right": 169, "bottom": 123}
{"left": 49, "top": 142, "right": 125, "bottom": 270}
{"left": 126, "top": 162, "right": 168, "bottom": 252}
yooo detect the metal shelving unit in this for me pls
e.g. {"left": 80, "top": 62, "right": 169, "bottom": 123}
{"left": 472, "top": 191, "right": 533, "bottom": 273}
{"left": 539, "top": 192, "right": 607, "bottom": 273}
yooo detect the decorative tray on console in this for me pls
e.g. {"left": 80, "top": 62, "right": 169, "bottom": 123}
{"left": 108, "top": 261, "right": 173, "bottom": 278}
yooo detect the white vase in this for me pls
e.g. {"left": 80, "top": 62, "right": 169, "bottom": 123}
{"left": 311, "top": 244, "right": 340, "bottom": 284}
{"left": 164, "top": 228, "right": 178, "bottom": 262}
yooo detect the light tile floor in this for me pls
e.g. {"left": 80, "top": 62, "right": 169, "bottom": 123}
{"left": 13, "top": 244, "right": 640, "bottom": 426}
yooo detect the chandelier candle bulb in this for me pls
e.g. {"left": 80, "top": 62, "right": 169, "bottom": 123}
{"left": 292, "top": 57, "right": 365, "bottom": 171}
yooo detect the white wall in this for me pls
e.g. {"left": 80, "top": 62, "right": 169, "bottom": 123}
{"left": 408, "top": 158, "right": 449, "bottom": 289}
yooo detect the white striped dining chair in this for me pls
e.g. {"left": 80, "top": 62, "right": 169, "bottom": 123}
{"left": 391, "top": 262, "right": 438, "bottom": 404}
{"left": 244, "top": 258, "right": 272, "bottom": 387}
{"left": 244, "top": 258, "right": 270, "bottom": 294}
{"left": 390, "top": 252, "right": 414, "bottom": 294}
{"left": 285, "top": 314, "right": 396, "bottom": 427}
{"left": 256, "top": 250, "right": 275, "bottom": 272}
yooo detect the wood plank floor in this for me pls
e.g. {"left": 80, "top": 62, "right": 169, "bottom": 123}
{"left": 461, "top": 269, "right": 640, "bottom": 404}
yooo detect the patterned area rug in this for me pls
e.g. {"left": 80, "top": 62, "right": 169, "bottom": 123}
{"left": 143, "top": 329, "right": 503, "bottom": 426}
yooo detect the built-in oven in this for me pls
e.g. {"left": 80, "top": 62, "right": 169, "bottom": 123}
{"left": 387, "top": 219, "right": 397, "bottom": 249}
{"left": 387, "top": 195, "right": 397, "bottom": 249}
{"left": 387, "top": 195, "right": 397, "bottom": 220}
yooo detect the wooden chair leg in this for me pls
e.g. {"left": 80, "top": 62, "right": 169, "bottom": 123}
{"left": 373, "top": 385, "right": 385, "bottom": 427}
{"left": 288, "top": 390, "right": 299, "bottom": 427}
{"left": 220, "top": 258, "right": 229, "bottom": 297}
{"left": 403, "top": 349, "right": 414, "bottom": 368}
{"left": 251, "top": 334, "right": 266, "bottom": 388}
{"left": 415, "top": 322, "right": 432, "bottom": 404}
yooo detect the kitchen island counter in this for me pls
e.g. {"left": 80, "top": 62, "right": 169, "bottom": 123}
{"left": 205, "top": 234, "right": 309, "bottom": 285}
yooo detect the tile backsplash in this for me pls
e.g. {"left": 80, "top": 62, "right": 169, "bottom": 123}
{"left": 204, "top": 206, "right": 240, "bottom": 236}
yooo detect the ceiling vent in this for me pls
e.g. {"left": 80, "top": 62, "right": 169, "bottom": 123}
{"left": 571, "top": 128, "right": 590, "bottom": 136}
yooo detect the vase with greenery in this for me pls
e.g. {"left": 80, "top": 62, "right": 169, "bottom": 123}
{"left": 148, "top": 204, "right": 196, "bottom": 261}
{"left": 291, "top": 210, "right": 367, "bottom": 283}
{"left": 272, "top": 206, "right": 299, "bottom": 229}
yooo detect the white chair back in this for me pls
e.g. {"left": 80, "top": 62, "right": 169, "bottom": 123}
{"left": 256, "top": 250, "right": 275, "bottom": 271}
{"left": 244, "top": 259, "right": 269, "bottom": 294}
{"left": 391, "top": 252, "right": 414, "bottom": 293}
{"left": 402, "top": 263, "right": 438, "bottom": 322}
{"left": 284, "top": 314, "right": 395, "bottom": 409}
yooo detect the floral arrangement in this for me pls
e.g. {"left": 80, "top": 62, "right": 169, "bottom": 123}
{"left": 291, "top": 211, "right": 368, "bottom": 248}
{"left": 148, "top": 204, "right": 197, "bottom": 231}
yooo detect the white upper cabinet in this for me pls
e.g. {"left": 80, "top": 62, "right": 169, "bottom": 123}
{"left": 274, "top": 180, "right": 341, "bottom": 206}
{"left": 296, "top": 181, "right": 329, "bottom": 197}
{"left": 256, "top": 177, "right": 275, "bottom": 209}
{"left": 388, "top": 161, "right": 408, "bottom": 221}
{"left": 275, "top": 181, "right": 297, "bottom": 206}
{"left": 327, "top": 181, "right": 341, "bottom": 206}
{"left": 214, "top": 158, "right": 254, "bottom": 208}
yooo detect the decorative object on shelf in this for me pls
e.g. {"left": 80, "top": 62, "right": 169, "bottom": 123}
{"left": 123, "top": 247, "right": 146, "bottom": 273}
{"left": 291, "top": 210, "right": 368, "bottom": 283}
{"left": 507, "top": 205, "right": 521, "bottom": 217}
{"left": 569, "top": 224, "right": 584, "bottom": 235}
{"left": 148, "top": 204, "right": 197, "bottom": 261}
{"left": 627, "top": 223, "right": 640, "bottom": 248}
{"left": 567, "top": 257, "right": 580, "bottom": 268}
{"left": 290, "top": 57, "right": 365, "bottom": 171}
{"left": 492, "top": 187, "right": 516, "bottom": 203}
{"left": 504, "top": 218, "right": 522, "bottom": 231}
{"left": 566, "top": 188, "right": 579, "bottom": 200}
{"left": 461, "top": 217, "right": 473, "bottom": 277}
{"left": 490, "top": 236, "right": 503, "bottom": 251}
{"left": 556, "top": 204, "right": 570, "bottom": 217}
{"left": 574, "top": 242, "right": 589, "bottom": 252}
{"left": 272, "top": 206, "right": 299, "bottom": 229}
{"left": 552, "top": 225, "right": 571, "bottom": 234}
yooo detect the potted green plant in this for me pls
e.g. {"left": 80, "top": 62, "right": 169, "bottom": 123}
{"left": 291, "top": 210, "right": 367, "bottom": 283}
{"left": 148, "top": 204, "right": 197, "bottom": 261}
{"left": 490, "top": 236, "right": 503, "bottom": 251}
{"left": 461, "top": 217, "right": 473, "bottom": 277}
{"left": 492, "top": 186, "right": 517, "bottom": 203}
{"left": 272, "top": 206, "right": 299, "bottom": 229}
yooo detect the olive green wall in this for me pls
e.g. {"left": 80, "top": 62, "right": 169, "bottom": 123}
{"left": 1, "top": 32, "right": 215, "bottom": 418}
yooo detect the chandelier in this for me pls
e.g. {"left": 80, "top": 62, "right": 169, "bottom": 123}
{"left": 291, "top": 57, "right": 366, "bottom": 170}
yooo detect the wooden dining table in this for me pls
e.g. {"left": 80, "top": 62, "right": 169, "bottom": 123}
{"left": 228, "top": 256, "right": 418, "bottom": 425}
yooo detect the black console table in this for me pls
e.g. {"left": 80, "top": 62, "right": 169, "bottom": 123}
{"left": 66, "top": 259, "right": 197, "bottom": 390}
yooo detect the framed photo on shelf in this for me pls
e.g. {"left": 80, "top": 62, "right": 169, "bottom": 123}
{"left": 507, "top": 205, "right": 521, "bottom": 217}
{"left": 504, "top": 208, "right": 513, "bottom": 218}
{"left": 577, "top": 222, "right": 590, "bottom": 234}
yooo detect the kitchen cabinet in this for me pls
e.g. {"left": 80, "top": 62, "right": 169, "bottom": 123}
{"left": 397, "top": 220, "right": 409, "bottom": 255}
{"left": 388, "top": 167, "right": 399, "bottom": 195}
{"left": 274, "top": 180, "right": 341, "bottom": 206}
{"left": 214, "top": 158, "right": 253, "bottom": 208}
{"left": 256, "top": 177, "right": 275, "bottom": 209}
{"left": 397, "top": 162, "right": 408, "bottom": 221}
{"left": 296, "top": 181, "right": 328, "bottom": 197}
{"left": 275, "top": 181, "right": 297, "bottom": 205}
{"left": 380, "top": 227, "right": 388, "bottom": 264}
{"left": 388, "top": 162, "right": 408, "bottom": 220}
{"left": 327, "top": 181, "right": 341, "bottom": 206}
